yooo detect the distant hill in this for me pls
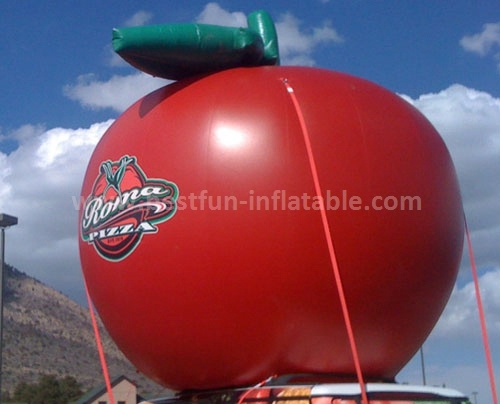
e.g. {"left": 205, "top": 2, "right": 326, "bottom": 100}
{"left": 2, "top": 264, "right": 172, "bottom": 398}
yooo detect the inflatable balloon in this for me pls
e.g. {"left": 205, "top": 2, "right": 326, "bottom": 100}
{"left": 79, "top": 12, "right": 463, "bottom": 391}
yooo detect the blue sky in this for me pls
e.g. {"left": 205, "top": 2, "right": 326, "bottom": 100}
{"left": 1, "top": 1, "right": 499, "bottom": 403}
{"left": 1, "top": 1, "right": 499, "bottom": 134}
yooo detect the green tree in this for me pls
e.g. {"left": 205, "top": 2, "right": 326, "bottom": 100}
{"left": 59, "top": 376, "right": 84, "bottom": 403}
{"left": 35, "top": 374, "right": 61, "bottom": 404}
{"left": 12, "top": 374, "right": 83, "bottom": 404}
{"left": 13, "top": 381, "right": 38, "bottom": 403}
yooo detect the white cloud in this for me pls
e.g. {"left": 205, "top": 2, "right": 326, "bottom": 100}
{"left": 196, "top": 3, "right": 343, "bottom": 66}
{"left": 399, "top": 361, "right": 494, "bottom": 404}
{"left": 460, "top": 22, "right": 500, "bottom": 57}
{"left": 124, "top": 10, "right": 153, "bottom": 27}
{"left": 313, "top": 22, "right": 344, "bottom": 43}
{"left": 460, "top": 22, "right": 500, "bottom": 72}
{"left": 65, "top": 5, "right": 345, "bottom": 112}
{"left": 107, "top": 11, "right": 154, "bottom": 68}
{"left": 401, "top": 85, "right": 500, "bottom": 271}
{"left": 276, "top": 12, "right": 344, "bottom": 66}
{"left": 0, "top": 152, "right": 12, "bottom": 200}
{"left": 399, "top": 269, "right": 500, "bottom": 402}
{"left": 383, "top": 85, "right": 500, "bottom": 402}
{"left": 107, "top": 48, "right": 128, "bottom": 68}
{"left": 63, "top": 73, "right": 168, "bottom": 113}
{"left": 196, "top": 2, "right": 246, "bottom": 27}
{"left": 433, "top": 269, "right": 500, "bottom": 339}
{"left": 431, "top": 366, "right": 494, "bottom": 404}
{"left": 426, "top": 277, "right": 500, "bottom": 402}
{"left": 0, "top": 121, "right": 112, "bottom": 304}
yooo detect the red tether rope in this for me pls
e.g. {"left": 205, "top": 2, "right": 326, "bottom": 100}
{"left": 464, "top": 215, "right": 499, "bottom": 404}
{"left": 236, "top": 375, "right": 277, "bottom": 404}
{"left": 282, "top": 79, "right": 369, "bottom": 404}
{"left": 85, "top": 281, "right": 117, "bottom": 404}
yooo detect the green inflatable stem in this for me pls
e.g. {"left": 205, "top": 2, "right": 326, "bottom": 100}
{"left": 112, "top": 10, "right": 280, "bottom": 80}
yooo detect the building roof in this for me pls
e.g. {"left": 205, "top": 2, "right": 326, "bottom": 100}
{"left": 72, "top": 375, "right": 137, "bottom": 404}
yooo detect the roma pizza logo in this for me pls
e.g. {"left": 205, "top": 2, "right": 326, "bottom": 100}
{"left": 81, "top": 155, "right": 178, "bottom": 261}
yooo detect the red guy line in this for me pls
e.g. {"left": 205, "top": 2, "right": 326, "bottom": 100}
{"left": 282, "top": 78, "right": 369, "bottom": 404}
{"left": 85, "top": 280, "right": 117, "bottom": 404}
{"left": 464, "top": 215, "right": 499, "bottom": 404}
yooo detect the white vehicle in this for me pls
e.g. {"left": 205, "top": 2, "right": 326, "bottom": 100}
{"left": 147, "top": 379, "right": 470, "bottom": 404}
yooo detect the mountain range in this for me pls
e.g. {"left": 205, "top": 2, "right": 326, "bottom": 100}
{"left": 2, "top": 264, "right": 172, "bottom": 398}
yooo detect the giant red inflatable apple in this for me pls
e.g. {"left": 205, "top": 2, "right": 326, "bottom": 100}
{"left": 79, "top": 66, "right": 463, "bottom": 391}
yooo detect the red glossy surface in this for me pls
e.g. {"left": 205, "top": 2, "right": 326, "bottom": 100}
{"left": 79, "top": 67, "right": 464, "bottom": 390}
